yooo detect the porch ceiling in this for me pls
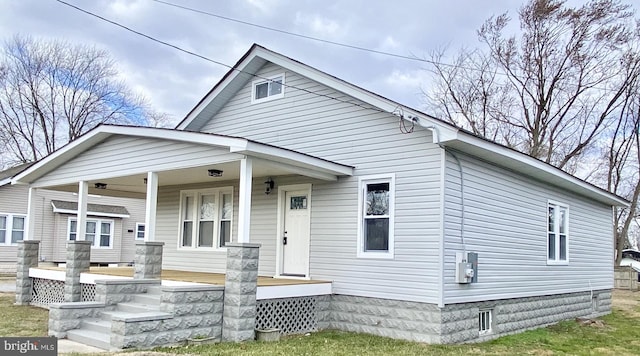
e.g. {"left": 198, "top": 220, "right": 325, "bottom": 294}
{"left": 12, "top": 125, "right": 354, "bottom": 196}
{"left": 41, "top": 159, "right": 315, "bottom": 199}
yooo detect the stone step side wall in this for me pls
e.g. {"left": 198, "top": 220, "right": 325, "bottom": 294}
{"left": 48, "top": 302, "right": 110, "bottom": 338}
{"left": 111, "top": 285, "right": 225, "bottom": 349}
{"left": 95, "top": 279, "right": 160, "bottom": 306}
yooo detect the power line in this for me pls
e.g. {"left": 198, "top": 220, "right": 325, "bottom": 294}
{"left": 150, "top": 0, "right": 632, "bottom": 94}
{"left": 54, "top": 0, "right": 386, "bottom": 115}
{"left": 150, "top": 0, "right": 441, "bottom": 66}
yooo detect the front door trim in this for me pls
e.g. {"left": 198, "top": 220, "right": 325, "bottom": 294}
{"left": 275, "top": 183, "right": 312, "bottom": 279}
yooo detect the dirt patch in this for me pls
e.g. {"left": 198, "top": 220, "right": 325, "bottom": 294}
{"left": 612, "top": 289, "right": 640, "bottom": 317}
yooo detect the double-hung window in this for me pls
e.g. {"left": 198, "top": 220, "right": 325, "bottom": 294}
{"left": 179, "top": 188, "right": 233, "bottom": 249}
{"left": 0, "top": 214, "right": 26, "bottom": 245}
{"left": 547, "top": 201, "right": 569, "bottom": 264}
{"left": 251, "top": 73, "right": 285, "bottom": 103}
{"left": 68, "top": 218, "right": 114, "bottom": 248}
{"left": 357, "top": 174, "right": 395, "bottom": 258}
{"left": 135, "top": 223, "right": 145, "bottom": 240}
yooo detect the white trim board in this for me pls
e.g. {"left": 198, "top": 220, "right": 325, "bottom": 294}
{"left": 256, "top": 282, "right": 332, "bottom": 300}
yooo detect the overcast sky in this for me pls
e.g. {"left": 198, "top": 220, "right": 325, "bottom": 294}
{"left": 0, "top": 0, "right": 522, "bottom": 126}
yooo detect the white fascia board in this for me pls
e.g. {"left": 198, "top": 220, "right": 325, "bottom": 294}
{"left": 97, "top": 125, "right": 247, "bottom": 149}
{"left": 51, "top": 207, "right": 130, "bottom": 219}
{"left": 256, "top": 282, "right": 332, "bottom": 300}
{"left": 233, "top": 141, "right": 354, "bottom": 177}
{"left": 0, "top": 178, "right": 10, "bottom": 187}
{"left": 452, "top": 132, "right": 628, "bottom": 207}
{"left": 176, "top": 68, "right": 246, "bottom": 131}
{"left": 258, "top": 159, "right": 338, "bottom": 181}
{"left": 12, "top": 125, "right": 249, "bottom": 184}
{"left": 12, "top": 131, "right": 111, "bottom": 184}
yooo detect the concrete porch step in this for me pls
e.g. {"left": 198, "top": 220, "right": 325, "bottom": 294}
{"left": 133, "top": 293, "right": 161, "bottom": 305}
{"left": 66, "top": 328, "right": 111, "bottom": 351}
{"left": 146, "top": 285, "right": 162, "bottom": 295}
{"left": 101, "top": 309, "right": 172, "bottom": 322}
{"left": 116, "top": 302, "right": 160, "bottom": 313}
{"left": 80, "top": 319, "right": 111, "bottom": 334}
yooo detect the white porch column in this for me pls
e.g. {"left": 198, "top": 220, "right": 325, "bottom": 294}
{"left": 237, "top": 157, "right": 253, "bottom": 243}
{"left": 76, "top": 180, "right": 88, "bottom": 240}
{"left": 144, "top": 171, "right": 158, "bottom": 242}
{"left": 24, "top": 187, "right": 38, "bottom": 241}
{"left": 66, "top": 180, "right": 91, "bottom": 301}
{"left": 134, "top": 171, "right": 164, "bottom": 279}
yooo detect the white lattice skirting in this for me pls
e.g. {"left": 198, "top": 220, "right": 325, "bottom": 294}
{"left": 256, "top": 296, "right": 319, "bottom": 334}
{"left": 31, "top": 278, "right": 96, "bottom": 307}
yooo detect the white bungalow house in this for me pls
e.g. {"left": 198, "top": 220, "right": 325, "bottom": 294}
{"left": 0, "top": 164, "right": 146, "bottom": 270}
{"left": 10, "top": 44, "right": 625, "bottom": 347}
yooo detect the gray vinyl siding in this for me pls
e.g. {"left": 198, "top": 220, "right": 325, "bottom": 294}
{"left": 33, "top": 136, "right": 243, "bottom": 187}
{"left": 0, "top": 184, "right": 28, "bottom": 261}
{"left": 199, "top": 62, "right": 442, "bottom": 303}
{"left": 0, "top": 185, "right": 145, "bottom": 264}
{"left": 443, "top": 152, "right": 613, "bottom": 304}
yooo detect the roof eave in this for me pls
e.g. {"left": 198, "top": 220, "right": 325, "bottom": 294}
{"left": 445, "top": 131, "right": 628, "bottom": 207}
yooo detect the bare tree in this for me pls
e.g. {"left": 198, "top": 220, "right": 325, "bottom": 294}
{"left": 598, "top": 85, "right": 640, "bottom": 264}
{"left": 423, "top": 0, "right": 640, "bottom": 263}
{"left": 0, "top": 35, "right": 152, "bottom": 166}
{"left": 425, "top": 0, "right": 640, "bottom": 173}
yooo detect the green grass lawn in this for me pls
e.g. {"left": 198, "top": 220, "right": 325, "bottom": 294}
{"left": 3, "top": 291, "right": 640, "bottom": 355}
{"left": 0, "top": 293, "right": 48, "bottom": 337}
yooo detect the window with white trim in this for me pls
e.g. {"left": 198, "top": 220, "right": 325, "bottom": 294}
{"left": 68, "top": 218, "right": 114, "bottom": 248}
{"left": 0, "top": 214, "right": 26, "bottom": 245}
{"left": 478, "top": 309, "right": 492, "bottom": 334}
{"left": 357, "top": 175, "right": 395, "bottom": 258}
{"left": 135, "top": 223, "right": 145, "bottom": 240}
{"left": 547, "top": 201, "right": 569, "bottom": 264}
{"left": 179, "top": 187, "right": 233, "bottom": 249}
{"left": 251, "top": 74, "right": 285, "bottom": 103}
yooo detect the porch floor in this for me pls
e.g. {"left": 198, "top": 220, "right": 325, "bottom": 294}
{"left": 36, "top": 266, "right": 328, "bottom": 286}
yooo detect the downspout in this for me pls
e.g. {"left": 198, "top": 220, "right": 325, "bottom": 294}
{"left": 423, "top": 125, "right": 466, "bottom": 308}
{"left": 423, "top": 125, "right": 466, "bottom": 249}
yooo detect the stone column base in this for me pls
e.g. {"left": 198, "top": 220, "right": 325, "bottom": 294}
{"left": 134, "top": 241, "right": 164, "bottom": 279}
{"left": 222, "top": 242, "right": 260, "bottom": 342}
{"left": 65, "top": 240, "right": 91, "bottom": 302}
{"left": 16, "top": 240, "right": 40, "bottom": 305}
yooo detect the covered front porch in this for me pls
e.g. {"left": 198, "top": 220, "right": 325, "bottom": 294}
{"left": 10, "top": 125, "right": 352, "bottom": 348}
{"left": 12, "top": 125, "right": 353, "bottom": 281}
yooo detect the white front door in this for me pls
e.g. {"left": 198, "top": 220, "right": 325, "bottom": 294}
{"left": 282, "top": 190, "right": 310, "bottom": 276}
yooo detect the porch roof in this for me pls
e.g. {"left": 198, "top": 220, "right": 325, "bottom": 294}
{"left": 51, "top": 200, "right": 130, "bottom": 219}
{"left": 11, "top": 124, "right": 354, "bottom": 191}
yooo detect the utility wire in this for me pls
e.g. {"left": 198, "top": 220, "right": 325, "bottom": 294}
{"left": 150, "top": 0, "right": 439, "bottom": 66}
{"left": 55, "top": 0, "right": 386, "bottom": 115}
{"left": 150, "top": 0, "right": 629, "bottom": 93}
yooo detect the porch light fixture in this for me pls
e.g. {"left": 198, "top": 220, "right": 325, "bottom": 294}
{"left": 94, "top": 183, "right": 107, "bottom": 189}
{"left": 208, "top": 169, "right": 223, "bottom": 177}
{"left": 265, "top": 177, "right": 274, "bottom": 195}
